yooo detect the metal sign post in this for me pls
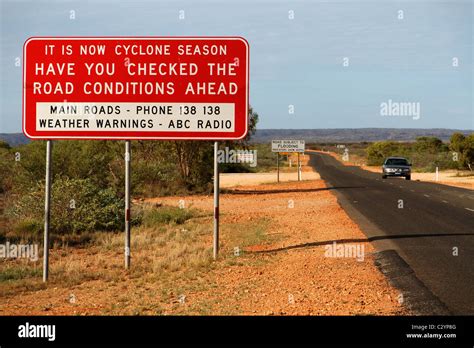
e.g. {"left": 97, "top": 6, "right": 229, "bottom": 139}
{"left": 213, "top": 141, "right": 220, "bottom": 260}
{"left": 276, "top": 152, "right": 280, "bottom": 183}
{"left": 125, "top": 140, "right": 131, "bottom": 269}
{"left": 43, "top": 140, "right": 52, "bottom": 282}
{"left": 297, "top": 153, "right": 301, "bottom": 181}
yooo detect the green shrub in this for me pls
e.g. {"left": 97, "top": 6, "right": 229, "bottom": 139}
{"left": 365, "top": 138, "right": 461, "bottom": 171}
{"left": 7, "top": 177, "right": 125, "bottom": 235}
{"left": 11, "top": 219, "right": 43, "bottom": 239}
{"left": 0, "top": 266, "right": 42, "bottom": 282}
{"left": 143, "top": 206, "right": 196, "bottom": 226}
{"left": 414, "top": 136, "right": 443, "bottom": 154}
{"left": 366, "top": 141, "right": 402, "bottom": 166}
{"left": 0, "top": 147, "right": 14, "bottom": 193}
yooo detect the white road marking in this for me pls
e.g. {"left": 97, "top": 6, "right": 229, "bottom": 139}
{"left": 399, "top": 186, "right": 403, "bottom": 188}
{"left": 466, "top": 208, "right": 474, "bottom": 212}
{"left": 410, "top": 189, "right": 415, "bottom": 192}
{"left": 442, "top": 200, "right": 449, "bottom": 203}
{"left": 424, "top": 194, "right": 430, "bottom": 198}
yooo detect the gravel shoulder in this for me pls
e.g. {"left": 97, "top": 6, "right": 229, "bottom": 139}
{"left": 145, "top": 158, "right": 407, "bottom": 315}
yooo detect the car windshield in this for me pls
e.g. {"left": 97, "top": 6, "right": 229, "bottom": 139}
{"left": 385, "top": 158, "right": 409, "bottom": 166}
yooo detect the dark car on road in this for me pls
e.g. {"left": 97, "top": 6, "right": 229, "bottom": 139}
{"left": 382, "top": 157, "right": 411, "bottom": 180}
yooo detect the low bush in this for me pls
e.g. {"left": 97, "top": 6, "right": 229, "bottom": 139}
{"left": 142, "top": 206, "right": 197, "bottom": 226}
{"left": 7, "top": 177, "right": 125, "bottom": 236}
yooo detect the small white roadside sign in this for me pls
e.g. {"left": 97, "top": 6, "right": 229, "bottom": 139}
{"left": 271, "top": 140, "right": 305, "bottom": 153}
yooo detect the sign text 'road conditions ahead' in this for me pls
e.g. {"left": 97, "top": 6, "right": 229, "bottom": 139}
{"left": 23, "top": 37, "right": 249, "bottom": 140}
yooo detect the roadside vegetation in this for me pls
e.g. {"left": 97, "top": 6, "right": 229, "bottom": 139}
{"left": 0, "top": 107, "right": 259, "bottom": 244}
{"left": 310, "top": 132, "right": 474, "bottom": 173}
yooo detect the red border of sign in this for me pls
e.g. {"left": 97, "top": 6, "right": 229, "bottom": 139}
{"left": 22, "top": 36, "right": 249, "bottom": 140}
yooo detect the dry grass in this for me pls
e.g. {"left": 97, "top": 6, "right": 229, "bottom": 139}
{"left": 0, "top": 204, "right": 272, "bottom": 314}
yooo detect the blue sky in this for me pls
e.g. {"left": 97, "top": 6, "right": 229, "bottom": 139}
{"left": 0, "top": 0, "right": 472, "bottom": 132}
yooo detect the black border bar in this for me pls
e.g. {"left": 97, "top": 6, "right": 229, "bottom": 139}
{"left": 1, "top": 315, "right": 473, "bottom": 346}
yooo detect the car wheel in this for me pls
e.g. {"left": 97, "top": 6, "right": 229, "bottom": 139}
{"left": 405, "top": 175, "right": 411, "bottom": 180}
{"left": 382, "top": 175, "right": 387, "bottom": 179}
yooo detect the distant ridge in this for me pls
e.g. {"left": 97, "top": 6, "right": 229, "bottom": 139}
{"left": 251, "top": 128, "right": 473, "bottom": 143}
{"left": 0, "top": 133, "right": 30, "bottom": 146}
{"left": 1, "top": 128, "right": 473, "bottom": 146}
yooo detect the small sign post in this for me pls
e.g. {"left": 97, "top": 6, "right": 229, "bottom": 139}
{"left": 42, "top": 140, "right": 52, "bottom": 282}
{"left": 297, "top": 152, "right": 301, "bottom": 181}
{"left": 272, "top": 140, "right": 305, "bottom": 183}
{"left": 276, "top": 152, "right": 280, "bottom": 183}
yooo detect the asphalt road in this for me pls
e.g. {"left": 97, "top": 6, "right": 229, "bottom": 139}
{"left": 308, "top": 151, "right": 474, "bottom": 315}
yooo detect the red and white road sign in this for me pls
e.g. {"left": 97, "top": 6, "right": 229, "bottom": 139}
{"left": 23, "top": 37, "right": 249, "bottom": 140}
